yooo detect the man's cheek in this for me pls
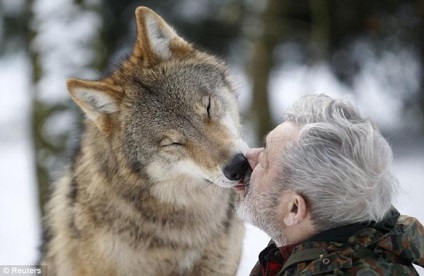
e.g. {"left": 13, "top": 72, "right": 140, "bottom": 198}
{"left": 250, "top": 168, "right": 262, "bottom": 188}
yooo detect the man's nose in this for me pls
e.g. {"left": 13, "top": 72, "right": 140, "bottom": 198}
{"left": 246, "top": 147, "right": 262, "bottom": 169}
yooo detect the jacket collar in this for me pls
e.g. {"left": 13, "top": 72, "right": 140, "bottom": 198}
{"left": 305, "top": 223, "right": 369, "bottom": 243}
{"left": 305, "top": 207, "right": 400, "bottom": 243}
{"left": 280, "top": 223, "right": 369, "bottom": 272}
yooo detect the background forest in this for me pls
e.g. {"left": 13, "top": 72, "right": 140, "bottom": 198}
{"left": 0, "top": 0, "right": 423, "bottom": 275}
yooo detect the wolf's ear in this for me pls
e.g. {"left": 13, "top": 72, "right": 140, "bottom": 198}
{"left": 67, "top": 78, "right": 121, "bottom": 133}
{"left": 134, "top": 7, "right": 192, "bottom": 62}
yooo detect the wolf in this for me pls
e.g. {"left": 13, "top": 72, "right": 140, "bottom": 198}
{"left": 41, "top": 6, "right": 249, "bottom": 276}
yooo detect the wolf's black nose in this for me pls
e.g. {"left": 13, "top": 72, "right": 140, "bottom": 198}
{"left": 223, "top": 153, "right": 249, "bottom": 181}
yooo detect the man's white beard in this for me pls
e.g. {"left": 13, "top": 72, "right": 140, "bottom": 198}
{"left": 236, "top": 187, "right": 288, "bottom": 246}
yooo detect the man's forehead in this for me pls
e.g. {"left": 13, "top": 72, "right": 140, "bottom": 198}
{"left": 265, "top": 122, "right": 300, "bottom": 148}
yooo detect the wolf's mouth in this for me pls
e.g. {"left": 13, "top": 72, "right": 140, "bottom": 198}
{"left": 234, "top": 166, "right": 251, "bottom": 192}
{"left": 234, "top": 181, "right": 245, "bottom": 191}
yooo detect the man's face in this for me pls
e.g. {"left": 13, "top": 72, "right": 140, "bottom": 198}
{"left": 235, "top": 122, "right": 300, "bottom": 239}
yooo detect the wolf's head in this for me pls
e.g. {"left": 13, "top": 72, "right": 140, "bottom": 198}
{"left": 67, "top": 7, "right": 248, "bottom": 196}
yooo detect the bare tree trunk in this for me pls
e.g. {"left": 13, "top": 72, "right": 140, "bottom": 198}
{"left": 248, "top": 0, "right": 286, "bottom": 142}
{"left": 26, "top": 0, "right": 104, "bottom": 216}
{"left": 416, "top": 0, "right": 424, "bottom": 129}
{"left": 310, "top": 0, "right": 330, "bottom": 62}
{"left": 26, "top": 0, "right": 70, "bottom": 216}
{"left": 23, "top": 0, "right": 49, "bottom": 217}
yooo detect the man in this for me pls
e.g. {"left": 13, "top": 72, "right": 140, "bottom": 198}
{"left": 235, "top": 94, "right": 424, "bottom": 275}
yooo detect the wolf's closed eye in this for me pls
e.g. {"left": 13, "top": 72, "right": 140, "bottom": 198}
{"left": 206, "top": 97, "right": 211, "bottom": 119}
{"left": 202, "top": 95, "right": 224, "bottom": 121}
{"left": 199, "top": 95, "right": 212, "bottom": 120}
{"left": 159, "top": 136, "right": 185, "bottom": 147}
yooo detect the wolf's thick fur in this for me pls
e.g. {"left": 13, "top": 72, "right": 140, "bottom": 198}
{"left": 41, "top": 7, "right": 247, "bottom": 276}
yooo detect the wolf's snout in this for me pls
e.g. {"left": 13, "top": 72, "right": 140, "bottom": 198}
{"left": 223, "top": 153, "right": 249, "bottom": 181}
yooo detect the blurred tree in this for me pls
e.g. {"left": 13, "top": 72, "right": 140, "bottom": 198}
{"left": 2, "top": 0, "right": 422, "bottom": 215}
{"left": 0, "top": 0, "right": 26, "bottom": 55}
{"left": 0, "top": 0, "right": 52, "bottom": 215}
{"left": 25, "top": 0, "right": 48, "bottom": 216}
{"left": 97, "top": 0, "right": 244, "bottom": 69}
{"left": 27, "top": 0, "right": 105, "bottom": 216}
{"left": 317, "top": 0, "right": 424, "bottom": 130}
{"left": 310, "top": 0, "right": 330, "bottom": 61}
{"left": 245, "top": 0, "right": 286, "bottom": 141}
{"left": 417, "top": 0, "right": 424, "bottom": 125}
{"left": 251, "top": 0, "right": 424, "bottom": 135}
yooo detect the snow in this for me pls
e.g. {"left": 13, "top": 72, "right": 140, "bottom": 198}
{"left": 1, "top": 47, "right": 423, "bottom": 276}
{"left": 237, "top": 225, "right": 270, "bottom": 275}
{"left": 0, "top": 53, "right": 41, "bottom": 265}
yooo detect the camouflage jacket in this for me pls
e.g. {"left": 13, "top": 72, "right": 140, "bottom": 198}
{"left": 250, "top": 209, "right": 424, "bottom": 275}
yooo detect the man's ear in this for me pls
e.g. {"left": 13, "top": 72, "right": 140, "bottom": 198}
{"left": 134, "top": 7, "right": 192, "bottom": 63}
{"left": 283, "top": 193, "right": 308, "bottom": 226}
{"left": 67, "top": 78, "right": 122, "bottom": 134}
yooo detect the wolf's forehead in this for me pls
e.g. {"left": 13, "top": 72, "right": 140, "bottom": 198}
{"left": 160, "top": 63, "right": 229, "bottom": 91}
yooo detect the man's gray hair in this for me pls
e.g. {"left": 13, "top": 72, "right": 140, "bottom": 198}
{"left": 280, "top": 94, "right": 398, "bottom": 231}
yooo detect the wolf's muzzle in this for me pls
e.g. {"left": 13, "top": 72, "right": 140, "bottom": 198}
{"left": 223, "top": 153, "right": 249, "bottom": 181}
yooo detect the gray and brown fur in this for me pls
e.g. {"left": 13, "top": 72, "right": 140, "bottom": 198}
{"left": 41, "top": 6, "right": 246, "bottom": 276}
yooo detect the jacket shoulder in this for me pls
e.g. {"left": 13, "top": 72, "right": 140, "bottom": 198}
{"left": 284, "top": 244, "right": 420, "bottom": 275}
{"left": 376, "top": 215, "right": 424, "bottom": 267}
{"left": 282, "top": 218, "right": 424, "bottom": 275}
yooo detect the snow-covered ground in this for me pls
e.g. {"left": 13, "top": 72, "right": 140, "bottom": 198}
{"left": 0, "top": 54, "right": 423, "bottom": 275}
